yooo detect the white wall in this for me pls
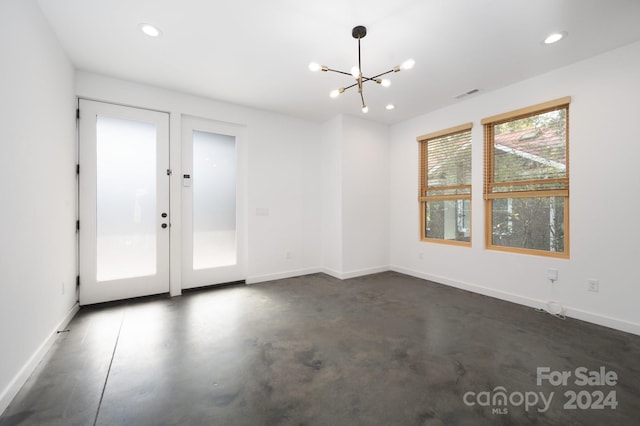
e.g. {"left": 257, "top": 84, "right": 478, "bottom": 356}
{"left": 341, "top": 115, "right": 389, "bottom": 276}
{"left": 321, "top": 114, "right": 390, "bottom": 278}
{"left": 75, "top": 72, "right": 324, "bottom": 287}
{"left": 0, "top": 0, "right": 78, "bottom": 413}
{"left": 321, "top": 116, "right": 343, "bottom": 274}
{"left": 389, "top": 40, "right": 640, "bottom": 335}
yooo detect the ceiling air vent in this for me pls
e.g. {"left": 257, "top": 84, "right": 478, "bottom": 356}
{"left": 455, "top": 88, "right": 480, "bottom": 100}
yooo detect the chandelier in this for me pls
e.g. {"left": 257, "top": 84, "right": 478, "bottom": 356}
{"left": 309, "top": 25, "right": 415, "bottom": 113}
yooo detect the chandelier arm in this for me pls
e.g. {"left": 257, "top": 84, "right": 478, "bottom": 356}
{"left": 358, "top": 69, "right": 394, "bottom": 84}
{"left": 368, "top": 69, "right": 395, "bottom": 80}
{"left": 360, "top": 91, "right": 366, "bottom": 108}
{"left": 343, "top": 82, "right": 358, "bottom": 91}
{"left": 360, "top": 76, "right": 380, "bottom": 84}
{"left": 326, "top": 68, "right": 355, "bottom": 77}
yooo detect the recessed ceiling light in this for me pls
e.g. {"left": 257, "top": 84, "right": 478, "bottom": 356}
{"left": 544, "top": 32, "right": 567, "bottom": 45}
{"left": 139, "top": 23, "right": 162, "bottom": 37}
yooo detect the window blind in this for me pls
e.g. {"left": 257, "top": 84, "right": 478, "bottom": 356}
{"left": 418, "top": 123, "right": 472, "bottom": 202}
{"left": 482, "top": 97, "right": 570, "bottom": 200}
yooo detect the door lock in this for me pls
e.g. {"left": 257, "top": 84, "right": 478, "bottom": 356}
{"left": 161, "top": 223, "right": 168, "bottom": 229}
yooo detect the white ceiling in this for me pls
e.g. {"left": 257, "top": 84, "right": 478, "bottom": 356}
{"left": 37, "top": 0, "right": 640, "bottom": 125}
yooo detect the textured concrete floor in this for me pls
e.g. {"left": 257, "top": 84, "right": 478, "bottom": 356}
{"left": 2, "top": 272, "right": 639, "bottom": 425}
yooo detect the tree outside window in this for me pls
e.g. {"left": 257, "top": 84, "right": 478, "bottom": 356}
{"left": 482, "top": 97, "right": 570, "bottom": 257}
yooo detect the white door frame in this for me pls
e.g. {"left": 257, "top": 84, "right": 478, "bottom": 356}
{"left": 78, "top": 99, "right": 170, "bottom": 304}
{"left": 181, "top": 115, "right": 247, "bottom": 289}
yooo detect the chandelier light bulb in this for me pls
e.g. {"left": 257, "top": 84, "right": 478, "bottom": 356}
{"left": 386, "top": 104, "right": 395, "bottom": 110}
{"left": 362, "top": 105, "right": 369, "bottom": 114}
{"left": 400, "top": 58, "right": 415, "bottom": 70}
{"left": 381, "top": 79, "right": 391, "bottom": 87}
{"left": 309, "top": 62, "right": 328, "bottom": 72}
{"left": 351, "top": 66, "right": 361, "bottom": 78}
{"left": 329, "top": 89, "right": 340, "bottom": 98}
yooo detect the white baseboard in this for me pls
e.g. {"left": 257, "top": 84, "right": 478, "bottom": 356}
{"left": 390, "top": 265, "right": 640, "bottom": 337}
{"left": 319, "top": 267, "right": 343, "bottom": 280}
{"left": 0, "top": 302, "right": 80, "bottom": 416}
{"left": 316, "top": 266, "right": 390, "bottom": 280}
{"left": 564, "top": 307, "right": 640, "bottom": 336}
{"left": 246, "top": 267, "right": 323, "bottom": 284}
{"left": 247, "top": 265, "right": 390, "bottom": 283}
{"left": 185, "top": 264, "right": 640, "bottom": 336}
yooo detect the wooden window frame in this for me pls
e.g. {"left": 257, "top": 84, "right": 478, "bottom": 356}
{"left": 418, "top": 123, "right": 473, "bottom": 246}
{"left": 482, "top": 97, "right": 570, "bottom": 258}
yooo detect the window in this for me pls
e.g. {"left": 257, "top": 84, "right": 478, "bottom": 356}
{"left": 482, "top": 97, "right": 570, "bottom": 257}
{"left": 418, "top": 123, "right": 472, "bottom": 245}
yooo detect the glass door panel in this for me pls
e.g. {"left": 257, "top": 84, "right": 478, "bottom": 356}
{"left": 96, "top": 116, "right": 157, "bottom": 281}
{"left": 192, "top": 130, "right": 237, "bottom": 270}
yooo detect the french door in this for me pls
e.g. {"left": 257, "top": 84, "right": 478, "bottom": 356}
{"left": 181, "top": 115, "right": 245, "bottom": 289}
{"left": 78, "top": 100, "right": 170, "bottom": 305}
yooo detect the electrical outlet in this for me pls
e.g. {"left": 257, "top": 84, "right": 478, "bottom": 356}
{"left": 588, "top": 279, "right": 599, "bottom": 292}
{"left": 547, "top": 268, "right": 558, "bottom": 282}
